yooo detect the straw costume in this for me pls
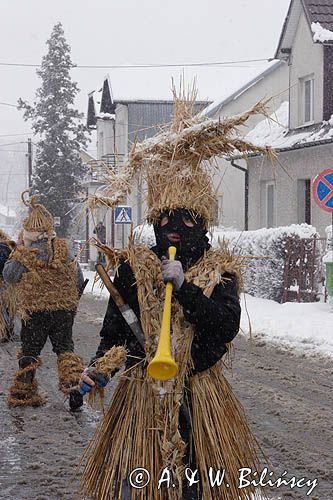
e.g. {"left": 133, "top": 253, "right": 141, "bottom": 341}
{"left": 4, "top": 191, "right": 85, "bottom": 410}
{"left": 80, "top": 87, "right": 273, "bottom": 499}
{"left": 0, "top": 229, "right": 16, "bottom": 342}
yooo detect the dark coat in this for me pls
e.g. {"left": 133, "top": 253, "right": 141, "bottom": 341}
{"left": 0, "top": 243, "right": 11, "bottom": 276}
{"left": 93, "top": 224, "right": 106, "bottom": 244}
{"left": 93, "top": 256, "right": 241, "bottom": 374}
{"left": 93, "top": 250, "right": 241, "bottom": 499}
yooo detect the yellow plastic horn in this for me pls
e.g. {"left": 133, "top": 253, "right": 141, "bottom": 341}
{"left": 147, "top": 246, "right": 179, "bottom": 381}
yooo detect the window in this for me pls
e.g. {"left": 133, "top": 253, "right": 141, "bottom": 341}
{"left": 266, "top": 182, "right": 276, "bottom": 228}
{"left": 297, "top": 179, "right": 311, "bottom": 224}
{"left": 303, "top": 77, "right": 314, "bottom": 124}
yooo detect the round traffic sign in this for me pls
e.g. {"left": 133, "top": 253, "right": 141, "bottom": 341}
{"left": 312, "top": 169, "right": 333, "bottom": 213}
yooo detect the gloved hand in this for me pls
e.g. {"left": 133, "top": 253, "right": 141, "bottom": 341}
{"left": 161, "top": 258, "right": 184, "bottom": 291}
{"left": 79, "top": 366, "right": 109, "bottom": 396}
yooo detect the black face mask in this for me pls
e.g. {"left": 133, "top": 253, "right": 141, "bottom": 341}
{"left": 153, "top": 209, "right": 210, "bottom": 268}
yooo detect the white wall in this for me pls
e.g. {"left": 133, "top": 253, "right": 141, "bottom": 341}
{"left": 115, "top": 104, "right": 128, "bottom": 163}
{"left": 96, "top": 117, "right": 115, "bottom": 159}
{"left": 210, "top": 158, "right": 247, "bottom": 229}
{"left": 289, "top": 11, "right": 324, "bottom": 128}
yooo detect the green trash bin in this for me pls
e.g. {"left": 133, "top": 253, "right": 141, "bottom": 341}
{"left": 326, "top": 261, "right": 333, "bottom": 297}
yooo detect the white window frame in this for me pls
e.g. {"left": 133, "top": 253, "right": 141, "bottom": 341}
{"left": 302, "top": 76, "right": 314, "bottom": 125}
{"left": 266, "top": 181, "right": 276, "bottom": 228}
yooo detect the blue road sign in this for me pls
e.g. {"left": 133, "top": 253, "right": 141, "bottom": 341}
{"left": 115, "top": 205, "right": 132, "bottom": 224}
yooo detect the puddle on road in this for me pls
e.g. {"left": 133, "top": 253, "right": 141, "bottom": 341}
{"left": 0, "top": 435, "right": 22, "bottom": 484}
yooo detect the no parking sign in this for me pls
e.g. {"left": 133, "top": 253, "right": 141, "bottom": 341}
{"left": 313, "top": 169, "right": 333, "bottom": 299}
{"left": 312, "top": 169, "right": 333, "bottom": 213}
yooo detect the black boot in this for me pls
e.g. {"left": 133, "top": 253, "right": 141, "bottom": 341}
{"left": 18, "top": 356, "right": 36, "bottom": 383}
{"left": 69, "top": 390, "right": 84, "bottom": 411}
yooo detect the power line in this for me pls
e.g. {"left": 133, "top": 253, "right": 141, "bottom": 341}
{"left": 0, "top": 58, "right": 270, "bottom": 70}
{"left": 0, "top": 141, "right": 26, "bottom": 147}
{"left": 0, "top": 133, "right": 32, "bottom": 137}
{"left": 0, "top": 101, "right": 17, "bottom": 108}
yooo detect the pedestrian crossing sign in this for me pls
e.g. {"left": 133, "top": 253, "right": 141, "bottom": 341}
{"left": 115, "top": 205, "right": 132, "bottom": 224}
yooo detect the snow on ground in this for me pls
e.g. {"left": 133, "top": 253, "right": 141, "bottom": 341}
{"left": 84, "top": 267, "right": 333, "bottom": 359}
{"left": 83, "top": 270, "right": 110, "bottom": 299}
{"left": 241, "top": 294, "right": 333, "bottom": 358}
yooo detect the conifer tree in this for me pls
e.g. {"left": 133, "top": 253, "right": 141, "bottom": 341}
{"left": 19, "top": 22, "right": 89, "bottom": 237}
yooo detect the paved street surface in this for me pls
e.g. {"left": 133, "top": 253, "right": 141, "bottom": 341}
{"left": 0, "top": 294, "right": 331, "bottom": 499}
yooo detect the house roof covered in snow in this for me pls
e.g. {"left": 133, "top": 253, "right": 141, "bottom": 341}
{"left": 201, "top": 60, "right": 284, "bottom": 118}
{"left": 237, "top": 101, "right": 333, "bottom": 157}
{"left": 276, "top": 0, "right": 333, "bottom": 59}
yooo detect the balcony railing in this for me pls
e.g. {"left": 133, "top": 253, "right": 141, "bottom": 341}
{"left": 85, "top": 154, "right": 125, "bottom": 182}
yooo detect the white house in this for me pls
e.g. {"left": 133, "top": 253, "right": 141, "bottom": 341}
{"left": 203, "top": 60, "right": 289, "bottom": 230}
{"left": 244, "top": 0, "right": 333, "bottom": 237}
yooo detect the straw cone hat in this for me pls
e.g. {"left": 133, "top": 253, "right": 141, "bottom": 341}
{"left": 21, "top": 190, "right": 54, "bottom": 233}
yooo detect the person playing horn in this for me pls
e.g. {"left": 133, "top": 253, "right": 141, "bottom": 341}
{"left": 79, "top": 87, "right": 272, "bottom": 499}
{"left": 3, "top": 191, "right": 85, "bottom": 411}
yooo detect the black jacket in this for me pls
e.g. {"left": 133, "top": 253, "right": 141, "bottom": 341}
{"left": 94, "top": 257, "right": 241, "bottom": 374}
{"left": 0, "top": 243, "right": 11, "bottom": 276}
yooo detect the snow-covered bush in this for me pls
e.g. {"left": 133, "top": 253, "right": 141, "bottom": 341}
{"left": 134, "top": 223, "right": 323, "bottom": 302}
{"left": 211, "top": 224, "right": 322, "bottom": 302}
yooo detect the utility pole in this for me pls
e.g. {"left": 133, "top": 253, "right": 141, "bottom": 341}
{"left": 27, "top": 138, "right": 33, "bottom": 188}
{"left": 111, "top": 118, "right": 116, "bottom": 247}
{"left": 85, "top": 187, "right": 90, "bottom": 263}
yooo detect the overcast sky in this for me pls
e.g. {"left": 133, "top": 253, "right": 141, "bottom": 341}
{"left": 0, "top": 0, "right": 290, "bottom": 140}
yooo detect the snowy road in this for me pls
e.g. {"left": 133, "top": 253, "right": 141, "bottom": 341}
{"left": 0, "top": 294, "right": 332, "bottom": 499}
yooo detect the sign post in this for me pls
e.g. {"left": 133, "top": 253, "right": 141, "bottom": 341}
{"left": 312, "top": 169, "right": 333, "bottom": 302}
{"left": 114, "top": 206, "right": 132, "bottom": 248}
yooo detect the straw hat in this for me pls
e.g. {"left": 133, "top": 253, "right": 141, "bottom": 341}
{"left": 21, "top": 190, "right": 54, "bottom": 233}
{"left": 88, "top": 84, "right": 273, "bottom": 227}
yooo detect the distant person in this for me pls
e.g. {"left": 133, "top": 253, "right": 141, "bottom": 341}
{"left": 93, "top": 221, "right": 106, "bottom": 263}
{"left": 3, "top": 191, "right": 85, "bottom": 411}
